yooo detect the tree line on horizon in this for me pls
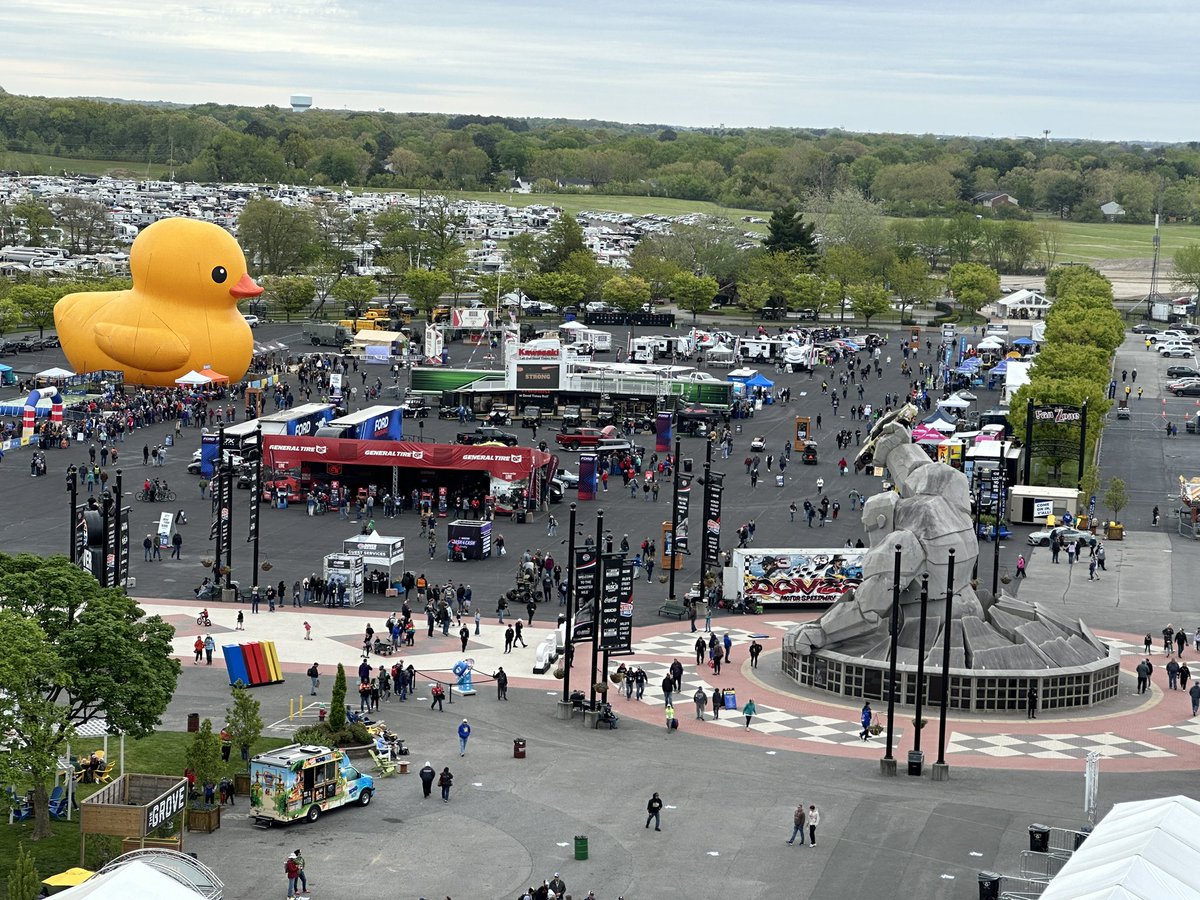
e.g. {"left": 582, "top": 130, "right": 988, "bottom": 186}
{"left": 5, "top": 89, "right": 1200, "bottom": 223}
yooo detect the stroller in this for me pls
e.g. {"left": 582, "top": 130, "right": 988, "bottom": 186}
{"left": 372, "top": 637, "right": 394, "bottom": 656}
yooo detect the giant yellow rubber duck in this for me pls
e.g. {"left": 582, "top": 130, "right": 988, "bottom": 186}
{"left": 55, "top": 218, "right": 262, "bottom": 386}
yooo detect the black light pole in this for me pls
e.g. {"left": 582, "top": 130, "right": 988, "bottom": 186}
{"left": 561, "top": 502, "right": 578, "bottom": 704}
{"left": 883, "top": 544, "right": 903, "bottom": 773}
{"left": 67, "top": 465, "right": 78, "bottom": 563}
{"left": 910, "top": 574, "right": 930, "bottom": 776}
{"left": 114, "top": 468, "right": 123, "bottom": 517}
{"left": 251, "top": 425, "right": 263, "bottom": 598}
{"left": 100, "top": 490, "right": 113, "bottom": 588}
{"left": 667, "top": 435, "right": 681, "bottom": 603}
{"left": 935, "top": 549, "right": 956, "bottom": 772}
{"left": 419, "top": 420, "right": 424, "bottom": 443}
{"left": 588, "top": 508, "right": 604, "bottom": 712}
{"left": 991, "top": 442, "right": 1008, "bottom": 597}
{"left": 699, "top": 437, "right": 713, "bottom": 599}
{"left": 972, "top": 474, "right": 983, "bottom": 580}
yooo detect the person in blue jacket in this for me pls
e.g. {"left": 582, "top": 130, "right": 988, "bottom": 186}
{"left": 859, "top": 701, "right": 873, "bottom": 740}
{"left": 458, "top": 718, "right": 471, "bottom": 756}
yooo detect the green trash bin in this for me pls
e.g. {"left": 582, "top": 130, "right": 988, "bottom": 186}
{"left": 574, "top": 835, "right": 588, "bottom": 860}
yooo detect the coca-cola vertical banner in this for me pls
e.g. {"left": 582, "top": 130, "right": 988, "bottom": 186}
{"left": 702, "top": 473, "right": 724, "bottom": 569}
{"left": 599, "top": 553, "right": 624, "bottom": 651}
{"left": 117, "top": 506, "right": 130, "bottom": 589}
{"left": 655, "top": 411, "right": 672, "bottom": 453}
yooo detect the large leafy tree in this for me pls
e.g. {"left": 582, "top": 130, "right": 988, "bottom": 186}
{"left": 54, "top": 196, "right": 114, "bottom": 254}
{"left": 670, "top": 272, "right": 719, "bottom": 324}
{"left": 523, "top": 272, "right": 587, "bottom": 310}
{"left": 947, "top": 262, "right": 1001, "bottom": 315}
{"left": 886, "top": 256, "right": 939, "bottom": 323}
{"left": 763, "top": 203, "right": 817, "bottom": 257}
{"left": 403, "top": 269, "right": 452, "bottom": 317}
{"left": 0, "top": 554, "right": 180, "bottom": 839}
{"left": 260, "top": 275, "right": 316, "bottom": 322}
{"left": 331, "top": 276, "right": 378, "bottom": 316}
{"left": 848, "top": 281, "right": 890, "bottom": 327}
{"left": 8, "top": 284, "right": 56, "bottom": 338}
{"left": 1172, "top": 244, "right": 1200, "bottom": 304}
{"left": 536, "top": 212, "right": 587, "bottom": 272}
{"left": 822, "top": 245, "right": 871, "bottom": 322}
{"left": 0, "top": 297, "right": 21, "bottom": 335}
{"left": 601, "top": 274, "right": 651, "bottom": 314}
{"left": 237, "top": 198, "right": 316, "bottom": 275}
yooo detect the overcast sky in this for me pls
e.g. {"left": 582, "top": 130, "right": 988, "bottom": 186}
{"left": 3, "top": 1, "right": 1193, "bottom": 142}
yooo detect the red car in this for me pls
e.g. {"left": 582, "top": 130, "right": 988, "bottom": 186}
{"left": 554, "top": 425, "right": 616, "bottom": 450}
{"left": 262, "top": 477, "right": 303, "bottom": 503}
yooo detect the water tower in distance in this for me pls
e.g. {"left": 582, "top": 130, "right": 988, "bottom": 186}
{"left": 290, "top": 94, "right": 312, "bottom": 113}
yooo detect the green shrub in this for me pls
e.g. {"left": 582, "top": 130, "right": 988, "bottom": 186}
{"left": 292, "top": 722, "right": 371, "bottom": 748}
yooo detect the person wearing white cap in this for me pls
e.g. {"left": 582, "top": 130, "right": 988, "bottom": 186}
{"left": 549, "top": 873, "right": 566, "bottom": 897}
{"left": 458, "top": 718, "right": 471, "bottom": 756}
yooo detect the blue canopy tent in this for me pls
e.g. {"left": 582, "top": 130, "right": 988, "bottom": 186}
{"left": 1011, "top": 337, "right": 1034, "bottom": 347}
{"left": 0, "top": 364, "right": 13, "bottom": 387}
{"left": 744, "top": 372, "right": 775, "bottom": 404}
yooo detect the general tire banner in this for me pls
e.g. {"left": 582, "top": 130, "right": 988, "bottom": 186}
{"left": 702, "top": 474, "right": 723, "bottom": 568}
{"left": 263, "top": 436, "right": 552, "bottom": 484}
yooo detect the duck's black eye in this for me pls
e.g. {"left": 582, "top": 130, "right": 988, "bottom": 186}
{"left": 211, "top": 266, "right": 228, "bottom": 284}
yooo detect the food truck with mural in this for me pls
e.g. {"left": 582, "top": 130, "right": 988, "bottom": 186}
{"left": 249, "top": 743, "right": 374, "bottom": 826}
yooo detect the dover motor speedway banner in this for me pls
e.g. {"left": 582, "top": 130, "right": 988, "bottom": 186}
{"left": 572, "top": 547, "right": 599, "bottom": 642}
{"left": 674, "top": 474, "right": 691, "bottom": 554}
{"left": 742, "top": 550, "right": 865, "bottom": 606}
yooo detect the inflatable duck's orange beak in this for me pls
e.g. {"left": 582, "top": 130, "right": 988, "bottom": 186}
{"left": 229, "top": 273, "right": 263, "bottom": 299}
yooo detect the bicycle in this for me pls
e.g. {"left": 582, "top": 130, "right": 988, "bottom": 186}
{"left": 136, "top": 488, "right": 177, "bottom": 502}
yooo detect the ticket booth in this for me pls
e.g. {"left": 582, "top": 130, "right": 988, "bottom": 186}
{"left": 793, "top": 416, "right": 812, "bottom": 452}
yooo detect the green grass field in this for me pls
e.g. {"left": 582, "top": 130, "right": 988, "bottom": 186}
{"left": 7, "top": 150, "right": 1199, "bottom": 262}
{"left": 0, "top": 730, "right": 291, "bottom": 891}
{"left": 0, "top": 151, "right": 149, "bottom": 178}
{"left": 432, "top": 188, "right": 770, "bottom": 230}
{"left": 1050, "top": 219, "right": 1200, "bottom": 263}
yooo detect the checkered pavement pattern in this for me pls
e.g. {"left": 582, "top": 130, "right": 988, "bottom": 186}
{"left": 622, "top": 655, "right": 895, "bottom": 747}
{"left": 945, "top": 731, "right": 1173, "bottom": 760}
{"left": 1149, "top": 720, "right": 1200, "bottom": 746}
{"left": 629, "top": 625, "right": 798, "bottom": 658}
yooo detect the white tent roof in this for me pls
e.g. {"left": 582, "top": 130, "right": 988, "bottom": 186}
{"left": 1041, "top": 796, "right": 1200, "bottom": 900}
{"left": 1004, "top": 359, "right": 1033, "bottom": 405}
{"left": 976, "top": 336, "right": 1005, "bottom": 349}
{"left": 559, "top": 321, "right": 588, "bottom": 331}
{"left": 174, "top": 370, "right": 211, "bottom": 386}
{"left": 37, "top": 366, "right": 76, "bottom": 378}
{"left": 53, "top": 860, "right": 206, "bottom": 900}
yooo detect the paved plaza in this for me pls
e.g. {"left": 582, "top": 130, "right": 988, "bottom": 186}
{"left": 3, "top": 327, "right": 1199, "bottom": 898}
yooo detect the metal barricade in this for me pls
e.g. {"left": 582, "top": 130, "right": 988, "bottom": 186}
{"left": 1048, "top": 825, "right": 1089, "bottom": 853}
{"left": 1019, "top": 850, "right": 1070, "bottom": 880}
{"left": 998, "top": 874, "right": 1050, "bottom": 899}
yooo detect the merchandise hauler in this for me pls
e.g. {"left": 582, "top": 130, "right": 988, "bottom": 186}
{"left": 258, "top": 403, "right": 336, "bottom": 437}
{"left": 316, "top": 405, "right": 404, "bottom": 441}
